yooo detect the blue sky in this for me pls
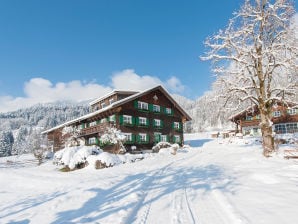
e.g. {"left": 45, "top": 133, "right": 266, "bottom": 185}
{"left": 0, "top": 0, "right": 297, "bottom": 112}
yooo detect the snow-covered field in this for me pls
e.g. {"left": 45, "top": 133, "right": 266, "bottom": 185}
{"left": 1, "top": 134, "right": 298, "bottom": 224}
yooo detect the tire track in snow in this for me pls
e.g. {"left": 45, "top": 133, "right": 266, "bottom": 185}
{"left": 123, "top": 161, "right": 175, "bottom": 224}
{"left": 171, "top": 186, "right": 197, "bottom": 224}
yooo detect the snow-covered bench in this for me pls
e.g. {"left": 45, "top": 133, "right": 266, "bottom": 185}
{"left": 284, "top": 149, "right": 298, "bottom": 159}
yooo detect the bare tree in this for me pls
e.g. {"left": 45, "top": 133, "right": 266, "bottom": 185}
{"left": 202, "top": 0, "right": 298, "bottom": 156}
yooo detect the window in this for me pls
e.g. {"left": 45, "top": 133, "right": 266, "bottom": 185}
{"left": 161, "top": 135, "right": 168, "bottom": 142}
{"left": 101, "top": 102, "right": 106, "bottom": 108}
{"left": 274, "top": 123, "right": 298, "bottom": 134}
{"left": 153, "top": 104, "right": 160, "bottom": 113}
{"left": 286, "top": 123, "right": 298, "bottom": 133}
{"left": 123, "top": 115, "right": 133, "bottom": 124}
{"left": 173, "top": 122, "right": 180, "bottom": 130}
{"left": 109, "top": 98, "right": 114, "bottom": 105}
{"left": 123, "top": 133, "right": 133, "bottom": 143}
{"left": 109, "top": 114, "right": 116, "bottom": 123}
{"left": 153, "top": 119, "right": 162, "bottom": 128}
{"left": 255, "top": 115, "right": 260, "bottom": 120}
{"left": 138, "top": 133, "right": 148, "bottom": 143}
{"left": 174, "top": 135, "right": 181, "bottom": 143}
{"left": 246, "top": 116, "right": 252, "bottom": 121}
{"left": 88, "top": 137, "right": 96, "bottom": 145}
{"left": 273, "top": 111, "right": 281, "bottom": 117}
{"left": 165, "top": 107, "right": 172, "bottom": 115}
{"left": 89, "top": 121, "right": 97, "bottom": 127}
{"left": 101, "top": 118, "right": 107, "bottom": 123}
{"left": 287, "top": 108, "right": 297, "bottom": 115}
{"left": 138, "top": 117, "right": 147, "bottom": 126}
{"left": 138, "top": 101, "right": 148, "bottom": 110}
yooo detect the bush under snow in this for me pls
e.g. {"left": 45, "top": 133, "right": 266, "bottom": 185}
{"left": 53, "top": 145, "right": 101, "bottom": 170}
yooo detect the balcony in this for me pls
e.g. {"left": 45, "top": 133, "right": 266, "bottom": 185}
{"left": 78, "top": 122, "right": 111, "bottom": 137}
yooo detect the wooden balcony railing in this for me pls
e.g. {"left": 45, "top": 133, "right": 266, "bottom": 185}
{"left": 78, "top": 122, "right": 111, "bottom": 137}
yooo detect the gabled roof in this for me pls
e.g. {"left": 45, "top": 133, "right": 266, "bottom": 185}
{"left": 42, "top": 85, "right": 192, "bottom": 134}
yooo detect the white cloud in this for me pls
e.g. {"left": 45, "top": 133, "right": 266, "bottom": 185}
{"left": 0, "top": 78, "right": 112, "bottom": 112}
{"left": 111, "top": 69, "right": 162, "bottom": 91}
{"left": 111, "top": 69, "right": 185, "bottom": 93}
{"left": 165, "top": 76, "right": 185, "bottom": 93}
{"left": 0, "top": 70, "right": 186, "bottom": 112}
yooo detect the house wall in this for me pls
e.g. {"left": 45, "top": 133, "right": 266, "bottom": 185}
{"left": 236, "top": 105, "right": 298, "bottom": 135}
{"left": 47, "top": 88, "right": 187, "bottom": 152}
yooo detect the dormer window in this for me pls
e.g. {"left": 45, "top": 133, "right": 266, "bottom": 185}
{"left": 101, "top": 102, "right": 106, "bottom": 108}
{"left": 109, "top": 98, "right": 114, "bottom": 105}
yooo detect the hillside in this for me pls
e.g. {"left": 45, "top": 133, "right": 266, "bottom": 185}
{"left": 0, "top": 93, "right": 236, "bottom": 157}
{"left": 0, "top": 101, "right": 89, "bottom": 156}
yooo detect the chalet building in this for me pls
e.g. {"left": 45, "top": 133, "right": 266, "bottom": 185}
{"left": 42, "top": 85, "right": 191, "bottom": 152}
{"left": 230, "top": 102, "right": 298, "bottom": 136}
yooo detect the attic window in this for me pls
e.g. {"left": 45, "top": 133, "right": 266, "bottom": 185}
{"left": 153, "top": 94, "right": 158, "bottom": 101}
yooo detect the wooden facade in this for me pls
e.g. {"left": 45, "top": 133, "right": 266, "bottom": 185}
{"left": 230, "top": 103, "right": 298, "bottom": 136}
{"left": 43, "top": 85, "right": 191, "bottom": 152}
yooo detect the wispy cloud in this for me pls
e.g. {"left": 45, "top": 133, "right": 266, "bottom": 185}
{"left": 0, "top": 70, "right": 185, "bottom": 112}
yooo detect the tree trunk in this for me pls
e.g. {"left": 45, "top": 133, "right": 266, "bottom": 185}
{"left": 259, "top": 110, "right": 275, "bottom": 157}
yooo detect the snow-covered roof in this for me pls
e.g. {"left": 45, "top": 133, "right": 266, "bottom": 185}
{"left": 42, "top": 85, "right": 192, "bottom": 134}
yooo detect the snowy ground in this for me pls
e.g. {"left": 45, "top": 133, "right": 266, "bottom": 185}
{"left": 0, "top": 134, "right": 298, "bottom": 224}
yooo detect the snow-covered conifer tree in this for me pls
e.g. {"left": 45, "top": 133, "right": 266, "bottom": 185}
{"left": 0, "top": 131, "right": 14, "bottom": 157}
{"left": 202, "top": 0, "right": 298, "bottom": 156}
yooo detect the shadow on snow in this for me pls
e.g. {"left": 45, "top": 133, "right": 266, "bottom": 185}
{"left": 52, "top": 163, "right": 237, "bottom": 223}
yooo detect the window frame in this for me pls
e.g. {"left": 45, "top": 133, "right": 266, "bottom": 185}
{"left": 153, "top": 104, "right": 161, "bottom": 113}
{"left": 88, "top": 137, "right": 96, "bottom": 145}
{"left": 138, "top": 101, "right": 149, "bottom": 110}
{"left": 123, "top": 115, "right": 133, "bottom": 125}
{"left": 272, "top": 111, "right": 281, "bottom": 118}
{"left": 138, "top": 117, "right": 147, "bottom": 126}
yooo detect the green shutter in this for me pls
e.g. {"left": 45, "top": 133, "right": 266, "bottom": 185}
{"left": 172, "top": 122, "right": 174, "bottom": 129}
{"left": 131, "top": 134, "right": 135, "bottom": 143}
{"left": 171, "top": 108, "right": 174, "bottom": 116}
{"left": 131, "top": 116, "right": 135, "bottom": 126}
{"left": 154, "top": 134, "right": 158, "bottom": 142}
{"left": 81, "top": 123, "right": 85, "bottom": 129}
{"left": 161, "top": 120, "right": 164, "bottom": 128}
{"left": 135, "top": 117, "right": 139, "bottom": 126}
{"left": 95, "top": 137, "right": 99, "bottom": 145}
{"left": 166, "top": 135, "right": 169, "bottom": 142}
{"left": 149, "top": 104, "right": 153, "bottom": 112}
{"left": 134, "top": 100, "right": 138, "bottom": 109}
{"left": 146, "top": 134, "right": 150, "bottom": 143}
{"left": 146, "top": 118, "right": 149, "bottom": 126}
{"left": 119, "top": 115, "right": 123, "bottom": 125}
